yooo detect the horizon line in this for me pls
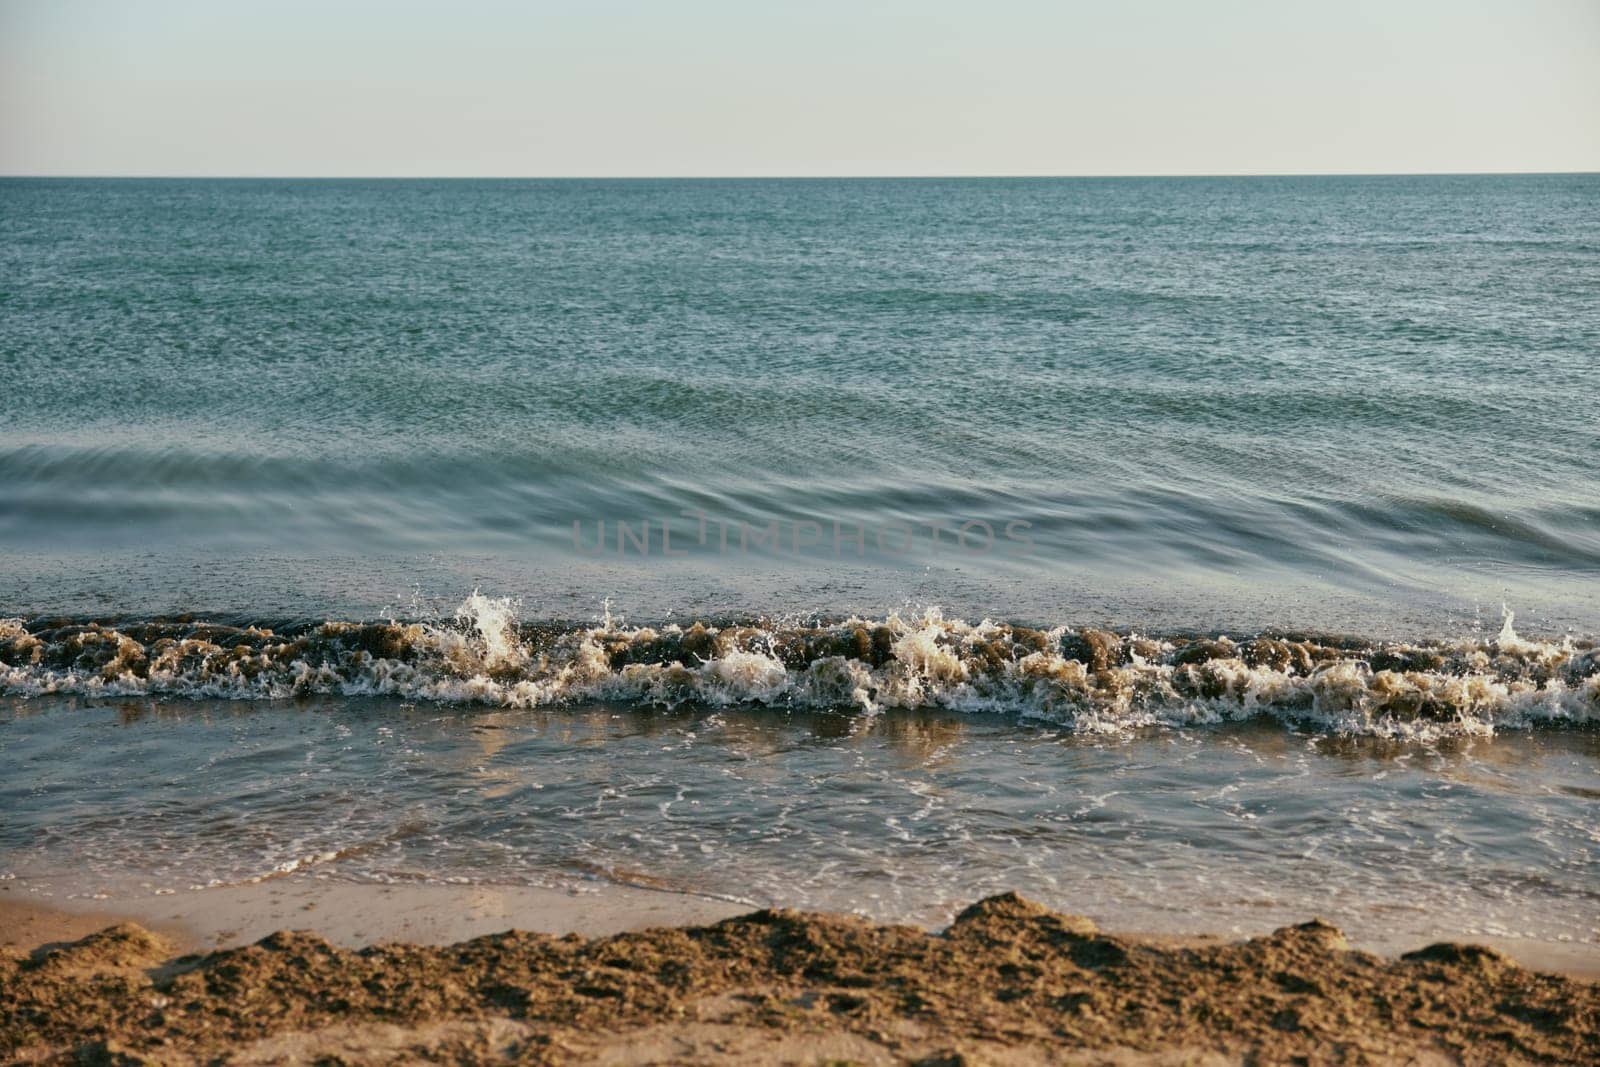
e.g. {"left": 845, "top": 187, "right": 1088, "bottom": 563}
{"left": 2, "top": 169, "right": 1597, "bottom": 181}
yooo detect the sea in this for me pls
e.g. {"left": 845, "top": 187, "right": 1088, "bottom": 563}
{"left": 1, "top": 175, "right": 1597, "bottom": 954}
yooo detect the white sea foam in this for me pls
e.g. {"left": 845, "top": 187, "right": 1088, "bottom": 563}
{"left": 2, "top": 597, "right": 1596, "bottom": 740}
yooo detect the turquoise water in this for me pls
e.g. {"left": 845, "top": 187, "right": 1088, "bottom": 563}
{"left": 1, "top": 177, "right": 1596, "bottom": 953}
{"left": 2, "top": 176, "right": 1597, "bottom": 630}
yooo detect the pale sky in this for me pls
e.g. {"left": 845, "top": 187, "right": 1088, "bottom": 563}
{"left": 2, "top": 0, "right": 1597, "bottom": 177}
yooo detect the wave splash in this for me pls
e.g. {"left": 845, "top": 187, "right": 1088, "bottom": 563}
{"left": 3, "top": 595, "right": 1597, "bottom": 739}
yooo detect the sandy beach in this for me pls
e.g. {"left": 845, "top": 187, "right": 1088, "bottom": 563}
{"left": 4, "top": 882, "right": 1597, "bottom": 1065}
{"left": 0, "top": 877, "right": 750, "bottom": 955}
{"left": 7, "top": 873, "right": 1599, "bottom": 975}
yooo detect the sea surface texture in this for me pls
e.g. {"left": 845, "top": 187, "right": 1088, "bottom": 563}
{"left": 2, "top": 176, "right": 1597, "bottom": 631}
{"left": 1, "top": 176, "right": 1596, "bottom": 954}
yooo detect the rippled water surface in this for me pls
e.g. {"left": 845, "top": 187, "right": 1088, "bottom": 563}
{"left": 3, "top": 697, "right": 1596, "bottom": 954}
{"left": 3, "top": 175, "right": 1597, "bottom": 630}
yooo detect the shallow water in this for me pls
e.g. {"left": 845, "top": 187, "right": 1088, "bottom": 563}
{"left": 3, "top": 696, "right": 1596, "bottom": 954}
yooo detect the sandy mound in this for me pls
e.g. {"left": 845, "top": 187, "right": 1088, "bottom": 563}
{"left": 2, "top": 893, "right": 1594, "bottom": 1065}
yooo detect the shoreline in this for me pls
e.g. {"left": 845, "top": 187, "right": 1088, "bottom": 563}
{"left": 5, "top": 875, "right": 1596, "bottom": 980}
{"left": 4, "top": 889, "right": 1596, "bottom": 1065}
{"left": 0, "top": 877, "right": 750, "bottom": 956}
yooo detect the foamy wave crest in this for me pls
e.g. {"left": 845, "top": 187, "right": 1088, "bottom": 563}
{"left": 2, "top": 599, "right": 1597, "bottom": 739}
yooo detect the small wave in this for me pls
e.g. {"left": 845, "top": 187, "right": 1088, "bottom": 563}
{"left": 2, "top": 596, "right": 1596, "bottom": 740}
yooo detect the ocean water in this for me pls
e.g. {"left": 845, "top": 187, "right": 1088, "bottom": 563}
{"left": 4, "top": 697, "right": 1597, "bottom": 956}
{"left": 1, "top": 176, "right": 1597, "bottom": 952}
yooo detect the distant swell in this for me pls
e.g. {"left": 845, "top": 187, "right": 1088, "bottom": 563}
{"left": 3, "top": 596, "right": 1597, "bottom": 740}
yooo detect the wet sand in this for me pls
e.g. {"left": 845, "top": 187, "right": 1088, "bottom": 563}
{"left": 6, "top": 874, "right": 1597, "bottom": 977}
{"left": 3, "top": 888, "right": 1596, "bottom": 1065}
{"left": 1, "top": 878, "right": 748, "bottom": 955}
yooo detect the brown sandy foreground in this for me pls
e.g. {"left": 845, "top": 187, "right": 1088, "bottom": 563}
{"left": 3, "top": 894, "right": 1597, "bottom": 1066}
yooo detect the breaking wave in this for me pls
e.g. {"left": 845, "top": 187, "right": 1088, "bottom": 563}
{"left": 2, "top": 595, "right": 1597, "bottom": 740}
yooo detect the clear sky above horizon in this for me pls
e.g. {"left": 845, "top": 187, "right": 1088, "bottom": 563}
{"left": 2, "top": 0, "right": 1597, "bottom": 177}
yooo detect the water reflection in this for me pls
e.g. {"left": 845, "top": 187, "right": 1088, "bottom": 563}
{"left": 2, "top": 695, "right": 1595, "bottom": 952}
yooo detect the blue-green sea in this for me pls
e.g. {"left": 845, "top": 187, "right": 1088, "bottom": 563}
{"left": 1, "top": 176, "right": 1596, "bottom": 957}
{"left": 2, "top": 175, "right": 1597, "bottom": 629}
